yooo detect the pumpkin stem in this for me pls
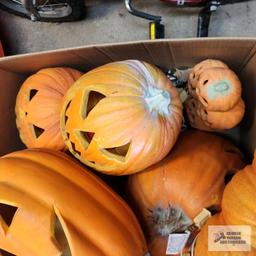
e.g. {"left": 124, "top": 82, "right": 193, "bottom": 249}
{"left": 145, "top": 86, "right": 171, "bottom": 116}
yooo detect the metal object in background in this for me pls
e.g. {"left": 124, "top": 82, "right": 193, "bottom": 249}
{"left": 125, "top": 0, "right": 253, "bottom": 38}
{"left": 0, "top": 0, "right": 85, "bottom": 21}
{"left": 125, "top": 0, "right": 165, "bottom": 39}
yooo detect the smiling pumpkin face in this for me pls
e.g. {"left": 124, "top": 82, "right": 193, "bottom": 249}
{"left": 60, "top": 60, "right": 183, "bottom": 175}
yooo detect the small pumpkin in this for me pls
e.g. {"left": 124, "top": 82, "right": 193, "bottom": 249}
{"left": 192, "top": 67, "right": 242, "bottom": 112}
{"left": 195, "top": 213, "right": 256, "bottom": 256}
{"left": 188, "top": 59, "right": 228, "bottom": 98}
{"left": 0, "top": 149, "right": 149, "bottom": 256}
{"left": 15, "top": 67, "right": 82, "bottom": 151}
{"left": 188, "top": 59, "right": 228, "bottom": 97}
{"left": 185, "top": 97, "right": 245, "bottom": 130}
{"left": 188, "top": 60, "right": 241, "bottom": 112}
{"left": 127, "top": 130, "right": 245, "bottom": 256}
{"left": 61, "top": 60, "right": 183, "bottom": 175}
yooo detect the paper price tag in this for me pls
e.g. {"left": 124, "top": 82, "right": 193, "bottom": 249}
{"left": 166, "top": 232, "right": 190, "bottom": 255}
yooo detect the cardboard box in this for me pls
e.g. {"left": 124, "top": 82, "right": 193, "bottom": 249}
{"left": 0, "top": 38, "right": 256, "bottom": 158}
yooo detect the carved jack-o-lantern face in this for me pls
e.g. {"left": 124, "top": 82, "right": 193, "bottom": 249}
{"left": 15, "top": 67, "right": 82, "bottom": 151}
{"left": 60, "top": 60, "right": 183, "bottom": 175}
{"left": 188, "top": 59, "right": 241, "bottom": 112}
{"left": 193, "top": 68, "right": 242, "bottom": 112}
{"left": 0, "top": 149, "right": 149, "bottom": 256}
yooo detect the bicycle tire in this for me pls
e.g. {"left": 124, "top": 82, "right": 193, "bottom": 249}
{"left": 0, "top": 0, "right": 85, "bottom": 22}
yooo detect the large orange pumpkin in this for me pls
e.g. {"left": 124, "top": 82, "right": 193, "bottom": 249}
{"left": 221, "top": 152, "right": 256, "bottom": 248}
{"left": 0, "top": 149, "right": 149, "bottom": 256}
{"left": 60, "top": 60, "right": 183, "bottom": 175}
{"left": 15, "top": 67, "right": 82, "bottom": 151}
{"left": 127, "top": 130, "right": 245, "bottom": 256}
{"left": 195, "top": 213, "right": 256, "bottom": 256}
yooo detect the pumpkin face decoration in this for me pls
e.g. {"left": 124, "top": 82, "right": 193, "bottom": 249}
{"left": 126, "top": 130, "right": 245, "bottom": 256}
{"left": 15, "top": 67, "right": 82, "bottom": 151}
{"left": 188, "top": 59, "right": 228, "bottom": 98}
{"left": 193, "top": 67, "right": 242, "bottom": 111}
{"left": 0, "top": 149, "right": 149, "bottom": 256}
{"left": 186, "top": 97, "right": 245, "bottom": 131}
{"left": 186, "top": 59, "right": 245, "bottom": 131}
{"left": 61, "top": 60, "right": 183, "bottom": 175}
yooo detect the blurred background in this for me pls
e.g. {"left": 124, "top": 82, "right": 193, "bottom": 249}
{"left": 0, "top": 0, "right": 256, "bottom": 55}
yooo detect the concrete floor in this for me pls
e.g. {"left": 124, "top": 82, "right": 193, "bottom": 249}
{"left": 0, "top": 0, "right": 256, "bottom": 55}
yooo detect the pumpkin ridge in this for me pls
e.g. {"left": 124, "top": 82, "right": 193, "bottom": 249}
{"left": 3, "top": 150, "right": 147, "bottom": 237}
{"left": 81, "top": 83, "right": 143, "bottom": 96}
{"left": 0, "top": 157, "right": 145, "bottom": 251}
{"left": 38, "top": 70, "right": 71, "bottom": 94}
{"left": 82, "top": 68, "right": 148, "bottom": 90}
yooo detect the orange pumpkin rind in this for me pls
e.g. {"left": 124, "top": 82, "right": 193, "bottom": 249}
{"left": 60, "top": 60, "right": 183, "bottom": 175}
{"left": 15, "top": 67, "right": 82, "bottom": 151}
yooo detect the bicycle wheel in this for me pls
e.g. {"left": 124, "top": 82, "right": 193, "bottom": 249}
{"left": 0, "top": 0, "right": 85, "bottom": 22}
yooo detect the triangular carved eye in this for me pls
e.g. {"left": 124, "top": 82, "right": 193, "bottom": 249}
{"left": 103, "top": 142, "right": 131, "bottom": 161}
{"left": 0, "top": 203, "right": 18, "bottom": 227}
{"left": 32, "top": 125, "right": 45, "bottom": 138}
{"left": 54, "top": 211, "right": 72, "bottom": 256}
{"left": 0, "top": 248, "right": 16, "bottom": 256}
{"left": 82, "top": 91, "right": 106, "bottom": 119}
{"left": 77, "top": 131, "right": 95, "bottom": 144}
{"left": 29, "top": 89, "right": 38, "bottom": 101}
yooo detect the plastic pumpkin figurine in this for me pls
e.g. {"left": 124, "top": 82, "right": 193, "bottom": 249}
{"left": 185, "top": 96, "right": 245, "bottom": 131}
{"left": 186, "top": 59, "right": 245, "bottom": 131}
{"left": 188, "top": 59, "right": 241, "bottom": 111}
{"left": 188, "top": 59, "right": 228, "bottom": 98}
{"left": 15, "top": 67, "right": 82, "bottom": 150}
{"left": 0, "top": 149, "right": 149, "bottom": 256}
{"left": 61, "top": 60, "right": 183, "bottom": 175}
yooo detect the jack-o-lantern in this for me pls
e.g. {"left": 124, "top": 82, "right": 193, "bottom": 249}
{"left": 186, "top": 59, "right": 245, "bottom": 131}
{"left": 188, "top": 59, "right": 241, "bottom": 111}
{"left": 192, "top": 67, "right": 241, "bottom": 111}
{"left": 126, "top": 130, "right": 245, "bottom": 256}
{"left": 60, "top": 60, "right": 183, "bottom": 175}
{"left": 0, "top": 149, "right": 149, "bottom": 256}
{"left": 185, "top": 96, "right": 245, "bottom": 131}
{"left": 188, "top": 59, "right": 228, "bottom": 98}
{"left": 15, "top": 67, "right": 82, "bottom": 151}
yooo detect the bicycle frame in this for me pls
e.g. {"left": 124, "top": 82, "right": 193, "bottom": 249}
{"left": 125, "top": 0, "right": 252, "bottom": 39}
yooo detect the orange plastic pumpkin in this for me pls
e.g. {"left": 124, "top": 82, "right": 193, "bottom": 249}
{"left": 188, "top": 60, "right": 241, "bottom": 112}
{"left": 185, "top": 97, "right": 245, "bottom": 130}
{"left": 195, "top": 213, "right": 256, "bottom": 256}
{"left": 127, "top": 131, "right": 245, "bottom": 256}
{"left": 15, "top": 67, "right": 82, "bottom": 150}
{"left": 188, "top": 59, "right": 228, "bottom": 98}
{"left": 193, "top": 67, "right": 242, "bottom": 111}
{"left": 61, "top": 60, "right": 183, "bottom": 175}
{"left": 0, "top": 149, "right": 149, "bottom": 256}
